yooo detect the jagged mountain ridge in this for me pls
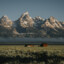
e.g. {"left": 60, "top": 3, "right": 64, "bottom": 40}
{"left": 0, "top": 12, "right": 64, "bottom": 37}
{"left": 0, "top": 15, "right": 13, "bottom": 27}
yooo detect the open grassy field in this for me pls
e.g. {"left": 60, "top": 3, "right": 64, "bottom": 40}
{"left": 0, "top": 45, "right": 64, "bottom": 64}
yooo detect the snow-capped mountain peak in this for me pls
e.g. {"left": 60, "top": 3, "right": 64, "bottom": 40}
{"left": 19, "top": 11, "right": 32, "bottom": 20}
{"left": 1, "top": 15, "right": 9, "bottom": 21}
{"left": 41, "top": 16, "right": 63, "bottom": 29}
{"left": 0, "top": 12, "right": 64, "bottom": 38}
{"left": 22, "top": 11, "right": 29, "bottom": 16}
{"left": 34, "top": 16, "right": 44, "bottom": 21}
{"left": 2, "top": 15, "right": 8, "bottom": 18}
{"left": 16, "top": 12, "right": 34, "bottom": 28}
{"left": 0, "top": 15, "right": 13, "bottom": 27}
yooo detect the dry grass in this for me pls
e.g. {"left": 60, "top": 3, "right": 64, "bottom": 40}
{"left": 0, "top": 45, "right": 64, "bottom": 64}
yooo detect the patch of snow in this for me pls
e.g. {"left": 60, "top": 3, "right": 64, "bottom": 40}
{"left": 23, "top": 11, "right": 29, "bottom": 15}
{"left": 29, "top": 16, "right": 32, "bottom": 19}
{"left": 3, "top": 15, "right": 7, "bottom": 17}
{"left": 4, "top": 25, "right": 10, "bottom": 27}
{"left": 23, "top": 21, "right": 28, "bottom": 25}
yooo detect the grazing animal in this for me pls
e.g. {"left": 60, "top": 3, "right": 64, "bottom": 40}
{"left": 25, "top": 44, "right": 34, "bottom": 47}
{"left": 40, "top": 43, "right": 48, "bottom": 47}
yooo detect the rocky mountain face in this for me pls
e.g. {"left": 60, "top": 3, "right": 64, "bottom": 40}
{"left": 0, "top": 12, "right": 64, "bottom": 38}
{"left": 16, "top": 12, "right": 34, "bottom": 28}
{"left": 0, "top": 15, "right": 13, "bottom": 27}
{"left": 0, "top": 16, "right": 14, "bottom": 37}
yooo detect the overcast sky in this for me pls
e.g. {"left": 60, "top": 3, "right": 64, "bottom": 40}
{"left": 0, "top": 0, "right": 64, "bottom": 21}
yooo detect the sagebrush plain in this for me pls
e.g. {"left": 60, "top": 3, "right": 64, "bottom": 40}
{"left": 0, "top": 45, "right": 64, "bottom": 64}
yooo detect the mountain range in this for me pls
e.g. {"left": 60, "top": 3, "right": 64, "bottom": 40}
{"left": 0, "top": 11, "right": 64, "bottom": 38}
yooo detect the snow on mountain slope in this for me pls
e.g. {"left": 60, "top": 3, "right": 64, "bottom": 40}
{"left": 41, "top": 16, "right": 63, "bottom": 29}
{"left": 0, "top": 12, "right": 64, "bottom": 37}
{"left": 0, "top": 15, "right": 13, "bottom": 28}
{"left": 16, "top": 11, "right": 34, "bottom": 28}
